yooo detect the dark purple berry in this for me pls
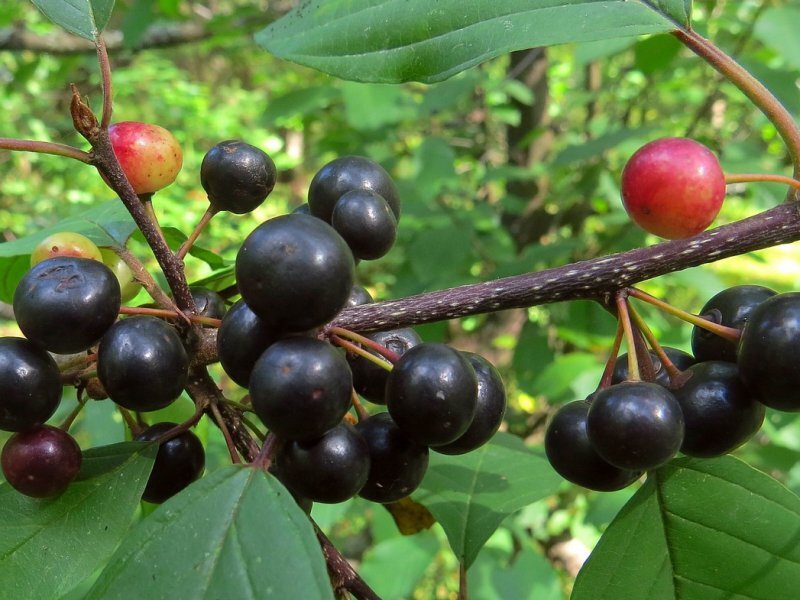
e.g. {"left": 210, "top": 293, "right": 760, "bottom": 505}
{"left": 612, "top": 347, "right": 695, "bottom": 387}
{"left": 216, "top": 299, "right": 282, "bottom": 387}
{"left": 190, "top": 286, "right": 227, "bottom": 321}
{"left": 349, "top": 327, "right": 422, "bottom": 404}
{"left": 331, "top": 189, "right": 397, "bottom": 260}
{"left": 1, "top": 425, "right": 81, "bottom": 497}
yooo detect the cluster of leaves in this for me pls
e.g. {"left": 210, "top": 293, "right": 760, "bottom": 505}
{"left": 2, "top": 0, "right": 800, "bottom": 597}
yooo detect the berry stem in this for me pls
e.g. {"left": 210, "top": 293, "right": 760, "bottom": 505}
{"left": 329, "top": 326, "right": 401, "bottom": 362}
{"left": 208, "top": 400, "right": 241, "bottom": 464}
{"left": 118, "top": 407, "right": 143, "bottom": 436}
{"left": 118, "top": 305, "right": 220, "bottom": 327}
{"left": 95, "top": 35, "right": 113, "bottom": 130}
{"left": 59, "top": 394, "right": 88, "bottom": 432}
{"left": 726, "top": 173, "right": 800, "bottom": 191}
{"left": 351, "top": 389, "right": 369, "bottom": 421}
{"left": 596, "top": 318, "right": 624, "bottom": 391}
{"left": 673, "top": 28, "right": 800, "bottom": 173}
{"left": 315, "top": 523, "right": 381, "bottom": 600}
{"left": 155, "top": 402, "right": 207, "bottom": 444}
{"left": 176, "top": 207, "right": 218, "bottom": 261}
{"left": 241, "top": 415, "right": 266, "bottom": 442}
{"left": 627, "top": 287, "right": 741, "bottom": 343}
{"left": 0, "top": 138, "right": 92, "bottom": 162}
{"left": 628, "top": 305, "right": 688, "bottom": 388}
{"left": 331, "top": 335, "right": 393, "bottom": 372}
{"left": 615, "top": 292, "right": 640, "bottom": 381}
{"left": 56, "top": 352, "right": 97, "bottom": 373}
{"left": 252, "top": 432, "right": 278, "bottom": 470}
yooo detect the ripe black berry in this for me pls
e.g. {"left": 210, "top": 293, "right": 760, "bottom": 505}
{"left": 738, "top": 292, "right": 800, "bottom": 411}
{"left": 190, "top": 286, "right": 227, "bottom": 320}
{"left": 433, "top": 352, "right": 507, "bottom": 455}
{"left": 201, "top": 140, "right": 277, "bottom": 214}
{"left": 692, "top": 284, "right": 776, "bottom": 362}
{"left": 349, "top": 327, "right": 422, "bottom": 404}
{"left": 0, "top": 337, "right": 62, "bottom": 432}
{"left": 250, "top": 337, "right": 353, "bottom": 441}
{"left": 235, "top": 213, "right": 355, "bottom": 331}
{"left": 345, "top": 284, "right": 374, "bottom": 307}
{"left": 673, "top": 361, "right": 765, "bottom": 457}
{"left": 134, "top": 422, "right": 205, "bottom": 503}
{"left": 1, "top": 425, "right": 81, "bottom": 497}
{"left": 386, "top": 343, "right": 478, "bottom": 446}
{"left": 308, "top": 155, "right": 401, "bottom": 222}
{"left": 545, "top": 401, "right": 640, "bottom": 492}
{"left": 97, "top": 316, "right": 189, "bottom": 411}
{"left": 216, "top": 299, "right": 282, "bottom": 387}
{"left": 355, "top": 412, "right": 429, "bottom": 503}
{"left": 331, "top": 189, "right": 397, "bottom": 260}
{"left": 275, "top": 423, "right": 370, "bottom": 504}
{"left": 611, "top": 347, "right": 695, "bottom": 387}
{"left": 13, "top": 256, "right": 121, "bottom": 354}
{"left": 587, "top": 381, "right": 684, "bottom": 471}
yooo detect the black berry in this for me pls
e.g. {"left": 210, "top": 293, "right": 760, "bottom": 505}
{"left": 331, "top": 189, "right": 397, "bottom": 260}
{"left": 349, "top": 327, "right": 422, "bottom": 404}
{"left": 216, "top": 299, "right": 282, "bottom": 387}
{"left": 0, "top": 337, "right": 62, "bottom": 432}
{"left": 190, "top": 286, "right": 227, "bottom": 321}
{"left": 201, "top": 140, "right": 277, "bottom": 214}
{"left": 13, "top": 256, "right": 121, "bottom": 354}
{"left": 612, "top": 347, "right": 695, "bottom": 387}
{"left": 135, "top": 422, "right": 205, "bottom": 503}
{"left": 1, "top": 425, "right": 82, "bottom": 497}
{"left": 97, "top": 316, "right": 189, "bottom": 411}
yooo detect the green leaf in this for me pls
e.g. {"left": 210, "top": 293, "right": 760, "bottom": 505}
{"left": 87, "top": 466, "right": 334, "bottom": 600}
{"left": 414, "top": 432, "right": 561, "bottom": 567}
{"left": 754, "top": 7, "right": 800, "bottom": 72}
{"left": 359, "top": 533, "right": 440, "bottom": 599}
{"left": 0, "top": 199, "right": 136, "bottom": 302}
{"left": 256, "top": 1, "right": 678, "bottom": 84}
{"left": 641, "top": 0, "right": 691, "bottom": 27}
{"left": 573, "top": 456, "right": 800, "bottom": 599}
{"left": 30, "top": 0, "right": 115, "bottom": 41}
{"left": 0, "top": 442, "right": 156, "bottom": 600}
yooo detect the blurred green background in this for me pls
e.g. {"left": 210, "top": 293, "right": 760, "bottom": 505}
{"left": 2, "top": 1, "right": 800, "bottom": 597}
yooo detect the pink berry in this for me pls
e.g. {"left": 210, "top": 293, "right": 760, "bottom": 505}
{"left": 108, "top": 121, "right": 183, "bottom": 194}
{"left": 620, "top": 137, "right": 725, "bottom": 239}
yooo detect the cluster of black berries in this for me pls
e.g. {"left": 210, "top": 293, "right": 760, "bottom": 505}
{"left": 545, "top": 284, "right": 796, "bottom": 492}
{"left": 215, "top": 154, "right": 507, "bottom": 506}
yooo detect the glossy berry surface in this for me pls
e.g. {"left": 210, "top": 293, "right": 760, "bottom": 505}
{"left": 545, "top": 401, "right": 640, "bottom": 492}
{"left": 200, "top": 140, "right": 277, "bottom": 214}
{"left": 386, "top": 343, "right": 478, "bottom": 446}
{"left": 236, "top": 213, "right": 355, "bottom": 331}
{"left": 433, "top": 352, "right": 507, "bottom": 455}
{"left": 250, "top": 337, "right": 353, "bottom": 441}
{"left": 99, "top": 248, "right": 142, "bottom": 303}
{"left": 14, "top": 256, "right": 121, "bottom": 354}
{"left": 331, "top": 189, "right": 397, "bottom": 260}
{"left": 612, "top": 347, "right": 696, "bottom": 387}
{"left": 587, "top": 381, "right": 684, "bottom": 471}
{"left": 190, "top": 286, "right": 227, "bottom": 321}
{"left": 275, "top": 423, "right": 370, "bottom": 504}
{"left": 674, "top": 361, "right": 764, "bottom": 457}
{"left": 108, "top": 121, "right": 183, "bottom": 194}
{"left": 620, "top": 137, "right": 725, "bottom": 239}
{"left": 692, "top": 284, "right": 776, "bottom": 363}
{"left": 135, "top": 422, "right": 205, "bottom": 503}
{"left": 0, "top": 337, "right": 62, "bottom": 432}
{"left": 345, "top": 284, "right": 374, "bottom": 308}
{"left": 97, "top": 316, "right": 189, "bottom": 411}
{"left": 355, "top": 412, "right": 429, "bottom": 503}
{"left": 308, "top": 155, "right": 401, "bottom": 222}
{"left": 216, "top": 299, "right": 282, "bottom": 388}
{"left": 738, "top": 292, "right": 800, "bottom": 411}
{"left": 349, "top": 327, "right": 422, "bottom": 404}
{"left": 1, "top": 425, "right": 81, "bottom": 497}
{"left": 30, "top": 232, "right": 102, "bottom": 267}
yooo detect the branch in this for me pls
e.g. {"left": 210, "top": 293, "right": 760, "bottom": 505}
{"left": 331, "top": 202, "right": 800, "bottom": 332}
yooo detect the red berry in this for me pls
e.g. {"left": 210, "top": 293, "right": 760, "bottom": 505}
{"left": 108, "top": 121, "right": 183, "bottom": 194}
{"left": 620, "top": 137, "right": 725, "bottom": 239}
{"left": 2, "top": 426, "right": 82, "bottom": 498}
